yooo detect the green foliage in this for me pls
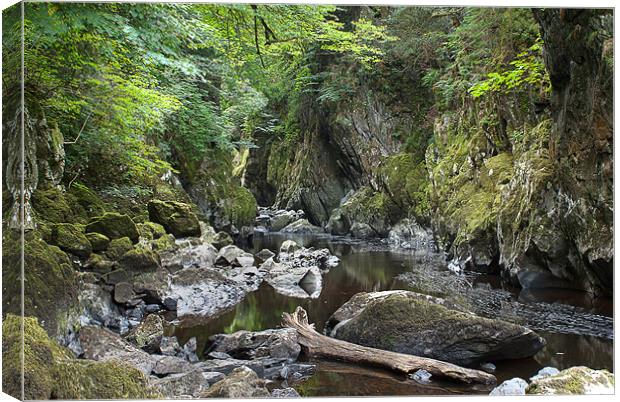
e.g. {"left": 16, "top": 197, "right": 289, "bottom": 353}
{"left": 469, "top": 38, "right": 550, "bottom": 98}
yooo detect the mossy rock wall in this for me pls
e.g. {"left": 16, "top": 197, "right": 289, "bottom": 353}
{"left": 2, "top": 314, "right": 159, "bottom": 400}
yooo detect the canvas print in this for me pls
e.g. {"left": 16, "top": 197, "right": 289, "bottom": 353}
{"left": 1, "top": 2, "right": 614, "bottom": 399}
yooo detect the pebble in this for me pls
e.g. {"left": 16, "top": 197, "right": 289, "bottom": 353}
{"left": 410, "top": 369, "right": 432, "bottom": 384}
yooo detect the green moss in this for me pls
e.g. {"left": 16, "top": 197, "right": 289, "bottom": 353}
{"left": 527, "top": 367, "right": 615, "bottom": 395}
{"left": 152, "top": 233, "right": 177, "bottom": 252}
{"left": 138, "top": 221, "right": 167, "bottom": 240}
{"left": 50, "top": 223, "right": 92, "bottom": 258}
{"left": 32, "top": 187, "right": 73, "bottom": 223}
{"left": 86, "top": 212, "right": 140, "bottom": 243}
{"left": 2, "top": 314, "right": 159, "bottom": 400}
{"left": 85, "top": 232, "right": 110, "bottom": 252}
{"left": 66, "top": 182, "right": 107, "bottom": 221}
{"left": 147, "top": 199, "right": 201, "bottom": 237}
{"left": 228, "top": 185, "right": 258, "bottom": 227}
{"left": 117, "top": 246, "right": 160, "bottom": 272}
{"left": 105, "top": 237, "right": 134, "bottom": 260}
{"left": 2, "top": 232, "right": 78, "bottom": 337}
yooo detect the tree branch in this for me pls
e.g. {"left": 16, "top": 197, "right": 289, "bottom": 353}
{"left": 64, "top": 113, "right": 91, "bottom": 145}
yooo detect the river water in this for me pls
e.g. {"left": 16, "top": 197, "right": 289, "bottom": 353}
{"left": 168, "top": 232, "right": 613, "bottom": 396}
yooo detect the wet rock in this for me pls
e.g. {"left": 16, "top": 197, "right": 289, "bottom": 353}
{"left": 272, "top": 388, "right": 301, "bottom": 398}
{"left": 212, "top": 231, "right": 233, "bottom": 249}
{"left": 265, "top": 260, "right": 322, "bottom": 298}
{"left": 197, "top": 358, "right": 265, "bottom": 378}
{"left": 77, "top": 283, "right": 128, "bottom": 332}
{"left": 198, "top": 367, "right": 270, "bottom": 398}
{"left": 161, "top": 243, "right": 217, "bottom": 273}
{"left": 209, "top": 329, "right": 301, "bottom": 361}
{"left": 125, "top": 314, "right": 163, "bottom": 353}
{"left": 255, "top": 248, "right": 276, "bottom": 263}
{"left": 280, "top": 240, "right": 300, "bottom": 253}
{"left": 86, "top": 212, "right": 140, "bottom": 243}
{"left": 113, "top": 282, "right": 134, "bottom": 304}
{"left": 278, "top": 246, "right": 340, "bottom": 271}
{"left": 79, "top": 326, "right": 156, "bottom": 375}
{"left": 152, "top": 355, "right": 193, "bottom": 376}
{"left": 527, "top": 366, "right": 614, "bottom": 395}
{"left": 530, "top": 366, "right": 560, "bottom": 381}
{"left": 145, "top": 304, "right": 161, "bottom": 314}
{"left": 270, "top": 210, "right": 300, "bottom": 231}
{"left": 490, "top": 378, "right": 528, "bottom": 395}
{"left": 327, "top": 290, "right": 546, "bottom": 366}
{"left": 410, "top": 369, "right": 432, "bottom": 384}
{"left": 281, "top": 218, "right": 324, "bottom": 234}
{"left": 151, "top": 369, "right": 208, "bottom": 398}
{"left": 148, "top": 199, "right": 201, "bottom": 238}
{"left": 165, "top": 267, "right": 253, "bottom": 318}
{"left": 480, "top": 362, "right": 497, "bottom": 373}
{"left": 278, "top": 363, "right": 316, "bottom": 382}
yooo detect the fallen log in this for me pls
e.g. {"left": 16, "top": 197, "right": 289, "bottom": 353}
{"left": 282, "top": 306, "right": 496, "bottom": 385}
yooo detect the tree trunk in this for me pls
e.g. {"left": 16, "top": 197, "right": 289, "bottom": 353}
{"left": 281, "top": 307, "right": 497, "bottom": 385}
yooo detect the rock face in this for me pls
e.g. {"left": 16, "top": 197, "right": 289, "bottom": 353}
{"left": 326, "top": 290, "right": 546, "bottom": 366}
{"left": 527, "top": 366, "right": 614, "bottom": 395}
{"left": 147, "top": 199, "right": 201, "bottom": 238}
{"left": 199, "top": 367, "right": 270, "bottom": 398}
{"left": 86, "top": 212, "right": 140, "bottom": 243}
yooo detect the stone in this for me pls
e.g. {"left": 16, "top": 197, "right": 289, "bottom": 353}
{"left": 198, "top": 367, "right": 270, "bottom": 398}
{"left": 86, "top": 212, "right": 140, "bottom": 243}
{"left": 117, "top": 247, "right": 161, "bottom": 272}
{"left": 266, "top": 261, "right": 322, "bottom": 299}
{"left": 152, "top": 355, "right": 193, "bottom": 376}
{"left": 77, "top": 283, "right": 127, "bottom": 332}
{"left": 529, "top": 366, "right": 560, "bottom": 381}
{"left": 410, "top": 369, "right": 432, "bottom": 384}
{"left": 272, "top": 388, "right": 301, "bottom": 398}
{"left": 183, "top": 337, "right": 199, "bottom": 363}
{"left": 84, "top": 253, "right": 114, "bottom": 273}
{"left": 202, "top": 371, "right": 226, "bottom": 385}
{"left": 281, "top": 218, "right": 324, "bottom": 234}
{"left": 212, "top": 231, "right": 234, "bottom": 249}
{"left": 209, "top": 329, "right": 301, "bottom": 361}
{"left": 480, "top": 362, "right": 497, "bottom": 373}
{"left": 327, "top": 290, "right": 546, "bottom": 366}
{"left": 125, "top": 314, "right": 163, "bottom": 353}
{"left": 270, "top": 210, "right": 299, "bottom": 231}
{"left": 138, "top": 221, "right": 167, "bottom": 240}
{"left": 79, "top": 326, "right": 157, "bottom": 375}
{"left": 208, "top": 351, "right": 233, "bottom": 360}
{"left": 161, "top": 243, "right": 217, "bottom": 273}
{"left": 50, "top": 223, "right": 92, "bottom": 258}
{"left": 215, "top": 245, "right": 247, "bottom": 266}
{"left": 527, "top": 366, "right": 614, "bottom": 395}
{"left": 160, "top": 336, "right": 183, "bottom": 357}
{"left": 151, "top": 369, "right": 208, "bottom": 398}
{"left": 132, "top": 268, "right": 169, "bottom": 305}
{"left": 113, "top": 282, "right": 134, "bottom": 304}
{"left": 86, "top": 232, "right": 110, "bottom": 252}
{"left": 255, "top": 248, "right": 275, "bottom": 263}
{"left": 490, "top": 378, "right": 528, "bottom": 396}
{"left": 104, "top": 237, "right": 134, "bottom": 260}
{"left": 147, "top": 199, "right": 201, "bottom": 238}
{"left": 280, "top": 239, "right": 300, "bottom": 253}
{"left": 349, "top": 222, "right": 375, "bottom": 239}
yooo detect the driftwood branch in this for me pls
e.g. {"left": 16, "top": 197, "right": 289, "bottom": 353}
{"left": 64, "top": 113, "right": 91, "bottom": 145}
{"left": 282, "top": 307, "right": 496, "bottom": 385}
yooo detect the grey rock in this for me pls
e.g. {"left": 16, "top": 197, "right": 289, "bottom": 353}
{"left": 151, "top": 369, "right": 208, "bottom": 398}
{"left": 209, "top": 328, "right": 301, "bottom": 361}
{"left": 280, "top": 240, "right": 300, "bottom": 253}
{"left": 113, "top": 282, "right": 134, "bottom": 304}
{"left": 490, "top": 378, "right": 528, "bottom": 395}
{"left": 125, "top": 313, "right": 163, "bottom": 353}
{"left": 201, "top": 371, "right": 226, "bottom": 386}
{"left": 530, "top": 366, "right": 560, "bottom": 382}
{"left": 208, "top": 351, "right": 232, "bottom": 360}
{"left": 526, "top": 366, "right": 614, "bottom": 395}
{"left": 161, "top": 243, "right": 217, "bottom": 273}
{"left": 410, "top": 369, "right": 432, "bottom": 384}
{"left": 152, "top": 355, "right": 193, "bottom": 376}
{"left": 255, "top": 248, "right": 275, "bottom": 263}
{"left": 281, "top": 219, "right": 324, "bottom": 234}
{"left": 198, "top": 366, "right": 270, "bottom": 398}
{"left": 183, "top": 337, "right": 199, "bottom": 363}
{"left": 272, "top": 388, "right": 301, "bottom": 398}
{"left": 212, "top": 231, "right": 234, "bottom": 249}
{"left": 480, "top": 362, "right": 497, "bottom": 373}
{"left": 160, "top": 336, "right": 183, "bottom": 357}
{"left": 327, "top": 290, "right": 546, "bottom": 366}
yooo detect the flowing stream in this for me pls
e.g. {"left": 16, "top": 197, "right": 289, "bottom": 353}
{"left": 167, "top": 232, "right": 613, "bottom": 396}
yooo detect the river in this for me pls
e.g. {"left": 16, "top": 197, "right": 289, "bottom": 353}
{"left": 167, "top": 232, "right": 613, "bottom": 396}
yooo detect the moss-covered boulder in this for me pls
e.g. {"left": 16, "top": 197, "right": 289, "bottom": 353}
{"left": 84, "top": 253, "right": 115, "bottom": 274}
{"left": 104, "top": 236, "right": 134, "bottom": 260}
{"left": 32, "top": 186, "right": 73, "bottom": 223}
{"left": 138, "top": 221, "right": 167, "bottom": 240}
{"left": 2, "top": 314, "right": 159, "bottom": 400}
{"left": 328, "top": 291, "right": 546, "bottom": 366}
{"left": 125, "top": 313, "right": 164, "bottom": 353}
{"left": 50, "top": 223, "right": 92, "bottom": 258}
{"left": 2, "top": 232, "right": 78, "bottom": 337}
{"left": 85, "top": 232, "right": 110, "bottom": 252}
{"left": 147, "top": 199, "right": 201, "bottom": 238}
{"left": 152, "top": 233, "right": 178, "bottom": 252}
{"left": 85, "top": 212, "right": 140, "bottom": 243}
{"left": 118, "top": 247, "right": 161, "bottom": 272}
{"left": 527, "top": 367, "right": 614, "bottom": 395}
{"left": 65, "top": 182, "right": 107, "bottom": 220}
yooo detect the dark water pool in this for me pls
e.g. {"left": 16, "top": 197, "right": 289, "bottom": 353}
{"left": 168, "top": 232, "right": 613, "bottom": 396}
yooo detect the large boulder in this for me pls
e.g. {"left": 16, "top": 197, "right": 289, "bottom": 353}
{"left": 86, "top": 212, "right": 140, "bottom": 243}
{"left": 262, "top": 258, "right": 323, "bottom": 299}
{"left": 151, "top": 369, "right": 208, "bottom": 398}
{"left": 161, "top": 243, "right": 218, "bottom": 273}
{"left": 527, "top": 366, "right": 614, "bottom": 395}
{"left": 147, "top": 199, "right": 201, "bottom": 238}
{"left": 85, "top": 232, "right": 110, "bottom": 252}
{"left": 50, "top": 223, "right": 92, "bottom": 258}
{"left": 117, "top": 246, "right": 161, "bottom": 272}
{"left": 326, "top": 290, "right": 546, "bottom": 366}
{"left": 198, "top": 367, "right": 270, "bottom": 398}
